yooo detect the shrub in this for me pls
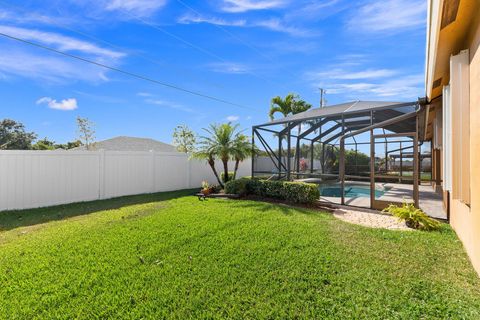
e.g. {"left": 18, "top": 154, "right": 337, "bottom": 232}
{"left": 221, "top": 171, "right": 235, "bottom": 183}
{"left": 224, "top": 178, "right": 249, "bottom": 195}
{"left": 228, "top": 178, "right": 319, "bottom": 204}
{"left": 282, "top": 182, "right": 320, "bottom": 203}
{"left": 382, "top": 202, "right": 441, "bottom": 231}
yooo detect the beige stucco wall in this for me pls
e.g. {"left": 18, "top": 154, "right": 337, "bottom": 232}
{"left": 450, "top": 14, "right": 480, "bottom": 275}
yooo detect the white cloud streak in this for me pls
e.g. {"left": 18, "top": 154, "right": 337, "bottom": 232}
{"left": 0, "top": 25, "right": 124, "bottom": 60}
{"left": 36, "top": 97, "right": 78, "bottom": 111}
{"left": 348, "top": 0, "right": 426, "bottom": 33}
{"left": 226, "top": 115, "right": 240, "bottom": 121}
{"left": 178, "top": 14, "right": 312, "bottom": 37}
{"left": 145, "top": 99, "right": 197, "bottom": 114}
{"left": 220, "top": 0, "right": 288, "bottom": 13}
{"left": 105, "top": 0, "right": 167, "bottom": 17}
{"left": 207, "top": 62, "right": 250, "bottom": 74}
{"left": 306, "top": 63, "right": 424, "bottom": 100}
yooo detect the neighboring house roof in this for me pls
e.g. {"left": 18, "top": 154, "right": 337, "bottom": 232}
{"left": 72, "top": 136, "right": 177, "bottom": 152}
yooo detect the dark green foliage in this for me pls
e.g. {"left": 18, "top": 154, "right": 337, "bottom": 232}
{"left": 32, "top": 137, "right": 56, "bottom": 150}
{"left": 227, "top": 179, "right": 319, "bottom": 204}
{"left": 383, "top": 202, "right": 441, "bottom": 231}
{"left": 224, "top": 178, "right": 249, "bottom": 195}
{"left": 221, "top": 171, "right": 235, "bottom": 183}
{"left": 0, "top": 119, "right": 37, "bottom": 150}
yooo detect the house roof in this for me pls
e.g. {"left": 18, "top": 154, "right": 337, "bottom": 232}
{"left": 73, "top": 136, "right": 177, "bottom": 152}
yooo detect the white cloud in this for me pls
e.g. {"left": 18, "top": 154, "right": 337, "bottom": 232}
{"left": 145, "top": 99, "right": 196, "bottom": 113}
{"left": 178, "top": 14, "right": 312, "bottom": 37}
{"left": 137, "top": 92, "right": 153, "bottom": 97}
{"left": 105, "top": 0, "right": 167, "bottom": 16}
{"left": 316, "top": 75, "right": 424, "bottom": 99}
{"left": 255, "top": 18, "right": 311, "bottom": 37}
{"left": 0, "top": 25, "right": 125, "bottom": 83}
{"left": 0, "top": 49, "right": 110, "bottom": 83}
{"left": 0, "top": 25, "right": 124, "bottom": 60}
{"left": 220, "top": 0, "right": 288, "bottom": 13}
{"left": 309, "top": 68, "right": 397, "bottom": 80}
{"left": 36, "top": 97, "right": 78, "bottom": 111}
{"left": 0, "top": 8, "right": 72, "bottom": 26}
{"left": 226, "top": 115, "right": 240, "bottom": 121}
{"left": 348, "top": 0, "right": 426, "bottom": 33}
{"left": 306, "top": 62, "right": 424, "bottom": 100}
{"left": 207, "top": 62, "right": 250, "bottom": 74}
{"left": 178, "top": 14, "right": 246, "bottom": 27}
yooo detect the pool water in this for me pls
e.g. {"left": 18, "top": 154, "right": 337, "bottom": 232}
{"left": 319, "top": 183, "right": 388, "bottom": 198}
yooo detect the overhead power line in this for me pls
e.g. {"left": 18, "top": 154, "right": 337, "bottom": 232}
{"left": 0, "top": 31, "right": 253, "bottom": 110}
{"left": 0, "top": 0, "right": 227, "bottom": 90}
{"left": 117, "top": 8, "right": 291, "bottom": 91}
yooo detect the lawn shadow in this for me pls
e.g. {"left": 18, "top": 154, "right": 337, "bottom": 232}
{"left": 0, "top": 189, "right": 198, "bottom": 232}
{"left": 227, "top": 198, "right": 328, "bottom": 217}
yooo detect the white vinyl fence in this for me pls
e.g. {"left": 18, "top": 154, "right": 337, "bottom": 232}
{"left": 0, "top": 150, "right": 251, "bottom": 211}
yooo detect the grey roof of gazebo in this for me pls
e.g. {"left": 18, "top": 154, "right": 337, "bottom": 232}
{"left": 255, "top": 100, "right": 419, "bottom": 135}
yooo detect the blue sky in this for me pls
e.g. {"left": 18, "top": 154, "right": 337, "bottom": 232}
{"left": 0, "top": 0, "right": 427, "bottom": 144}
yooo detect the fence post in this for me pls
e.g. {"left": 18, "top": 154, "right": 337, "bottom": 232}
{"left": 99, "top": 149, "right": 105, "bottom": 200}
{"left": 151, "top": 150, "right": 156, "bottom": 193}
{"left": 186, "top": 154, "right": 191, "bottom": 188}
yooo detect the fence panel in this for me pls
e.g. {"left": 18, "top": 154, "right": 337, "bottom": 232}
{"left": 0, "top": 150, "right": 252, "bottom": 211}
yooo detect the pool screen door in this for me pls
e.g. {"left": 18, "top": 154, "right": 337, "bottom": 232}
{"left": 370, "top": 131, "right": 419, "bottom": 210}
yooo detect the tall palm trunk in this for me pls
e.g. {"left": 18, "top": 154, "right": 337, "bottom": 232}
{"left": 208, "top": 158, "right": 223, "bottom": 188}
{"left": 233, "top": 158, "right": 240, "bottom": 180}
{"left": 222, "top": 157, "right": 229, "bottom": 183}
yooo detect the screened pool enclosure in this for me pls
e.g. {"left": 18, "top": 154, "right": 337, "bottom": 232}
{"left": 251, "top": 101, "right": 431, "bottom": 210}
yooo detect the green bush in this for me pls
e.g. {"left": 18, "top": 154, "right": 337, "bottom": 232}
{"left": 224, "top": 178, "right": 249, "bottom": 195}
{"left": 282, "top": 182, "right": 320, "bottom": 203}
{"left": 221, "top": 171, "right": 235, "bottom": 183}
{"left": 227, "top": 178, "right": 319, "bottom": 204}
{"left": 382, "top": 202, "right": 441, "bottom": 231}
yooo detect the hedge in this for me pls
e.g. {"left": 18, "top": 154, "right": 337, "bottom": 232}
{"left": 224, "top": 178, "right": 319, "bottom": 204}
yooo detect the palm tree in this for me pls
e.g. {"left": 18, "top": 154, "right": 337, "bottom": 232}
{"left": 231, "top": 134, "right": 255, "bottom": 180}
{"left": 191, "top": 144, "right": 224, "bottom": 188}
{"left": 194, "top": 123, "right": 255, "bottom": 187}
{"left": 195, "top": 123, "right": 239, "bottom": 187}
{"left": 269, "top": 93, "right": 312, "bottom": 120}
{"left": 269, "top": 93, "right": 312, "bottom": 174}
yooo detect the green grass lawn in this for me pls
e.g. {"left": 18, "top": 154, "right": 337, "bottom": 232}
{"left": 1, "top": 191, "right": 479, "bottom": 319}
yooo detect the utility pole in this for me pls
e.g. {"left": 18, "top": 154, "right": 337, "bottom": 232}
{"left": 319, "top": 88, "right": 326, "bottom": 108}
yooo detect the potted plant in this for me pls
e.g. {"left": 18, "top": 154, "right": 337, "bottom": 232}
{"left": 201, "top": 181, "right": 212, "bottom": 196}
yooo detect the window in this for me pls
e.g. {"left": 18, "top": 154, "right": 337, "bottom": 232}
{"left": 449, "top": 49, "right": 470, "bottom": 205}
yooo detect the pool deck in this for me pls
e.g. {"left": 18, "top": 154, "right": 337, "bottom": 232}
{"left": 310, "top": 180, "right": 447, "bottom": 220}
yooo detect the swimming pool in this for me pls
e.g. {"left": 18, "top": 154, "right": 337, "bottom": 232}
{"left": 318, "top": 183, "right": 389, "bottom": 198}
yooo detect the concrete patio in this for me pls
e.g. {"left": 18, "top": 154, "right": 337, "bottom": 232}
{"left": 319, "top": 181, "right": 446, "bottom": 220}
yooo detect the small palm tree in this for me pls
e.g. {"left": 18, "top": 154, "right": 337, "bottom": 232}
{"left": 191, "top": 145, "right": 224, "bottom": 188}
{"left": 194, "top": 123, "right": 255, "bottom": 188}
{"left": 195, "top": 123, "right": 238, "bottom": 187}
{"left": 231, "top": 134, "right": 255, "bottom": 180}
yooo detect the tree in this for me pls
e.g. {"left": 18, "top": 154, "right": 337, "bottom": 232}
{"left": 269, "top": 93, "right": 312, "bottom": 120}
{"left": 0, "top": 119, "right": 37, "bottom": 150}
{"left": 231, "top": 134, "right": 255, "bottom": 180}
{"left": 191, "top": 145, "right": 224, "bottom": 188}
{"left": 55, "top": 140, "right": 83, "bottom": 150}
{"left": 76, "top": 116, "right": 95, "bottom": 150}
{"left": 269, "top": 94, "right": 312, "bottom": 173}
{"left": 172, "top": 125, "right": 196, "bottom": 153}
{"left": 32, "top": 137, "right": 56, "bottom": 150}
{"left": 193, "top": 123, "right": 254, "bottom": 188}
